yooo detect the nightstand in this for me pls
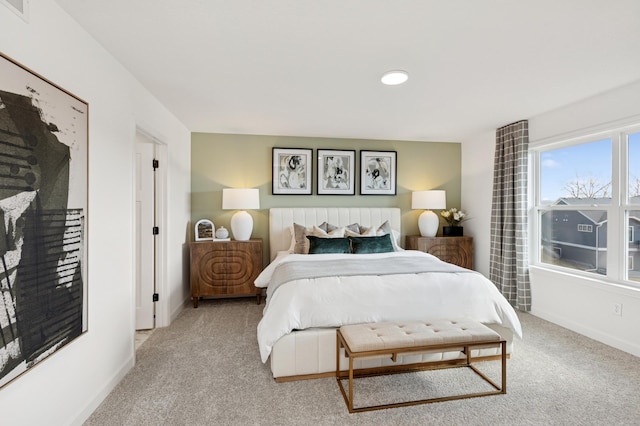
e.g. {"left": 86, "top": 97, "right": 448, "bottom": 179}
{"left": 405, "top": 235, "right": 474, "bottom": 270}
{"left": 189, "top": 239, "right": 263, "bottom": 307}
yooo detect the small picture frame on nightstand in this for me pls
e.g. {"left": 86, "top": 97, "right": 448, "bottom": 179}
{"left": 195, "top": 219, "right": 214, "bottom": 241}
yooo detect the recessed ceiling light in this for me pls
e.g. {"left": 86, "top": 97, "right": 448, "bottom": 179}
{"left": 381, "top": 70, "right": 408, "bottom": 85}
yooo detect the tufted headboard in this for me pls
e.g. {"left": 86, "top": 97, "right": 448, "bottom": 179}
{"left": 268, "top": 207, "right": 401, "bottom": 261}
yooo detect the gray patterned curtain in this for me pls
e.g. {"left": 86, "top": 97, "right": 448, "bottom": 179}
{"left": 490, "top": 120, "right": 531, "bottom": 311}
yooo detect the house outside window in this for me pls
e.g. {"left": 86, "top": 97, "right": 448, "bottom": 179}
{"left": 533, "top": 127, "right": 640, "bottom": 285}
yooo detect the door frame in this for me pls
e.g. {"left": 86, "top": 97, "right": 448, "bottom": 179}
{"left": 134, "top": 127, "right": 169, "bottom": 328}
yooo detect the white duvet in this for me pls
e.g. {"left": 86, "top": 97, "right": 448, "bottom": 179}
{"left": 256, "top": 250, "right": 522, "bottom": 363}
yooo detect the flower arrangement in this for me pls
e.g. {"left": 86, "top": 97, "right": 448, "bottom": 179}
{"left": 440, "top": 207, "right": 468, "bottom": 227}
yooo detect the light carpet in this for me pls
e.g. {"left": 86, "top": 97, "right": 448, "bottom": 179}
{"left": 85, "top": 298, "right": 640, "bottom": 425}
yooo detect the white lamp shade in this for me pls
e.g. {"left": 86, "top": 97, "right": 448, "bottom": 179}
{"left": 222, "top": 188, "right": 260, "bottom": 210}
{"left": 222, "top": 188, "right": 260, "bottom": 241}
{"left": 411, "top": 190, "right": 446, "bottom": 210}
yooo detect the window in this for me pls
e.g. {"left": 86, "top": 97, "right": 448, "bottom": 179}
{"left": 533, "top": 127, "right": 640, "bottom": 285}
{"left": 626, "top": 130, "right": 640, "bottom": 282}
{"left": 629, "top": 211, "right": 640, "bottom": 282}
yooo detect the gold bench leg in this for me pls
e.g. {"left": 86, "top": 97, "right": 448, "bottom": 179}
{"left": 336, "top": 330, "right": 356, "bottom": 413}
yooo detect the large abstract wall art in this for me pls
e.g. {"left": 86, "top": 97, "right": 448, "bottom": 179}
{"left": 0, "top": 52, "right": 88, "bottom": 388}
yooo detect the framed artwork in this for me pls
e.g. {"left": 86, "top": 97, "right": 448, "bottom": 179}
{"left": 272, "top": 147, "right": 312, "bottom": 195}
{"left": 0, "top": 52, "right": 88, "bottom": 389}
{"left": 360, "top": 150, "right": 397, "bottom": 195}
{"left": 195, "top": 219, "right": 214, "bottom": 241}
{"left": 317, "top": 149, "right": 355, "bottom": 195}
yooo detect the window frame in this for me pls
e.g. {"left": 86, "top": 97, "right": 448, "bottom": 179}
{"left": 530, "top": 122, "right": 640, "bottom": 288}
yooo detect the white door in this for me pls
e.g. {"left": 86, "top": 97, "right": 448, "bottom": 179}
{"left": 135, "top": 137, "right": 155, "bottom": 330}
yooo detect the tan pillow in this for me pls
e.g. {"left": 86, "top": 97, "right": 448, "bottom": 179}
{"left": 293, "top": 223, "right": 313, "bottom": 254}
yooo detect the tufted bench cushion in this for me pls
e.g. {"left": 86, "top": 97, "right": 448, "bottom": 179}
{"left": 338, "top": 319, "right": 500, "bottom": 353}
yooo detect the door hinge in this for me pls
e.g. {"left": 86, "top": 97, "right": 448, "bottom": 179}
{"left": 152, "top": 159, "right": 159, "bottom": 170}
{"left": 153, "top": 293, "right": 159, "bottom": 302}
{"left": 153, "top": 226, "right": 159, "bottom": 235}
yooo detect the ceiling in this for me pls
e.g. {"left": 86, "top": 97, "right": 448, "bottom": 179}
{"left": 55, "top": 0, "right": 640, "bottom": 142}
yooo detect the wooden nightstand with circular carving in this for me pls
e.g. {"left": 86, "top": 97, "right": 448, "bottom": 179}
{"left": 405, "top": 235, "right": 474, "bottom": 270}
{"left": 189, "top": 239, "right": 263, "bottom": 307}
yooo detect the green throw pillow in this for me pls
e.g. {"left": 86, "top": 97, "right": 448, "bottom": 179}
{"left": 306, "top": 236, "right": 350, "bottom": 254}
{"left": 348, "top": 234, "right": 394, "bottom": 254}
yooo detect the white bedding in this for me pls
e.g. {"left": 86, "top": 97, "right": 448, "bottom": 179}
{"left": 256, "top": 250, "right": 522, "bottom": 363}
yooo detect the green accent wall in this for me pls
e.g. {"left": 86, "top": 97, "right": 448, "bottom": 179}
{"left": 191, "top": 133, "right": 461, "bottom": 265}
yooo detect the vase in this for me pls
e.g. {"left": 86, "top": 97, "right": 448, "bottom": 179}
{"left": 442, "top": 226, "right": 463, "bottom": 237}
{"left": 215, "top": 226, "right": 229, "bottom": 239}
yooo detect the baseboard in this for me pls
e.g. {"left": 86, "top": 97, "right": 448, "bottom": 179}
{"left": 170, "top": 297, "right": 190, "bottom": 323}
{"left": 530, "top": 308, "right": 640, "bottom": 357}
{"left": 69, "top": 355, "right": 135, "bottom": 425}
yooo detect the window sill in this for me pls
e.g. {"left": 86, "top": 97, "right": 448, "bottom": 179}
{"left": 529, "top": 263, "right": 640, "bottom": 294}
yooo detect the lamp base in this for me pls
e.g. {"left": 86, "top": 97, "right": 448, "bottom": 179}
{"left": 418, "top": 210, "right": 439, "bottom": 237}
{"left": 230, "top": 211, "right": 253, "bottom": 241}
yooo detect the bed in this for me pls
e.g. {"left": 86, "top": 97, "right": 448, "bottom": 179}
{"left": 256, "top": 207, "right": 522, "bottom": 381}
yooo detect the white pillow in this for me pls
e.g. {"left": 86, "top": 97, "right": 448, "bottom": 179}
{"left": 390, "top": 229, "right": 403, "bottom": 251}
{"left": 312, "top": 225, "right": 345, "bottom": 238}
{"left": 345, "top": 226, "right": 376, "bottom": 237}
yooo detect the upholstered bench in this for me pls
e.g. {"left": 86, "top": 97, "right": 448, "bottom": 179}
{"left": 336, "top": 319, "right": 506, "bottom": 413}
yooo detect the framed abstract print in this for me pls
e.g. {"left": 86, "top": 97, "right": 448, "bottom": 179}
{"left": 0, "top": 52, "right": 88, "bottom": 388}
{"left": 360, "top": 150, "right": 397, "bottom": 195}
{"left": 317, "top": 149, "right": 355, "bottom": 195}
{"left": 272, "top": 147, "right": 312, "bottom": 195}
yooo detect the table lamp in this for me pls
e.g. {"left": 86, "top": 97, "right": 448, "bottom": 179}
{"left": 412, "top": 190, "right": 446, "bottom": 237}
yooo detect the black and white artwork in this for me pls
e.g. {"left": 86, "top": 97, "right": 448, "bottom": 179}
{"left": 272, "top": 147, "right": 312, "bottom": 195}
{"left": 317, "top": 149, "right": 355, "bottom": 195}
{"left": 0, "top": 52, "right": 88, "bottom": 388}
{"left": 360, "top": 150, "right": 397, "bottom": 195}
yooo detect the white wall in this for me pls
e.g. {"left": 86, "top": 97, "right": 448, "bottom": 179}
{"left": 460, "top": 129, "right": 495, "bottom": 278}
{"left": 462, "top": 80, "right": 640, "bottom": 358}
{"left": 0, "top": 1, "right": 191, "bottom": 425}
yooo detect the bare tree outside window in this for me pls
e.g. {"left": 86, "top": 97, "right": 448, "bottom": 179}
{"left": 563, "top": 174, "right": 611, "bottom": 199}
{"left": 630, "top": 175, "right": 640, "bottom": 197}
